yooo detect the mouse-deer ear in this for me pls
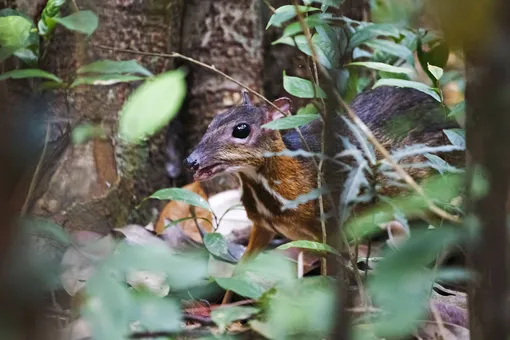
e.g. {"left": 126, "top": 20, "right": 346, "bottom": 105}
{"left": 265, "top": 97, "right": 292, "bottom": 122}
{"left": 241, "top": 90, "right": 252, "bottom": 105}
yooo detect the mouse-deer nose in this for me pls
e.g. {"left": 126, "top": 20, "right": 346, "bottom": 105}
{"left": 184, "top": 156, "right": 200, "bottom": 171}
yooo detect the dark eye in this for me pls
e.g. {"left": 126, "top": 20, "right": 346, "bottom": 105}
{"left": 232, "top": 123, "right": 251, "bottom": 139}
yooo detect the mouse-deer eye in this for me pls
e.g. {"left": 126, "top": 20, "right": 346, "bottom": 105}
{"left": 232, "top": 123, "right": 251, "bottom": 139}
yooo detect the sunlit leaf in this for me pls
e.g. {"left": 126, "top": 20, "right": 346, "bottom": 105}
{"left": 54, "top": 10, "right": 98, "bottom": 36}
{"left": 77, "top": 60, "right": 153, "bottom": 76}
{"left": 428, "top": 64, "right": 444, "bottom": 81}
{"left": 443, "top": 128, "right": 465, "bottom": 149}
{"left": 347, "top": 61, "right": 413, "bottom": 75}
{"left": 119, "top": 69, "right": 186, "bottom": 143}
{"left": 297, "top": 103, "right": 319, "bottom": 115}
{"left": 149, "top": 187, "right": 210, "bottom": 210}
{"left": 373, "top": 78, "right": 441, "bottom": 102}
{"left": 277, "top": 240, "right": 339, "bottom": 255}
{"left": 0, "top": 69, "right": 62, "bottom": 83}
{"left": 38, "top": 0, "right": 66, "bottom": 37}
{"left": 283, "top": 72, "right": 326, "bottom": 98}
{"left": 71, "top": 74, "right": 144, "bottom": 87}
{"left": 266, "top": 5, "right": 320, "bottom": 29}
{"left": 262, "top": 113, "right": 319, "bottom": 130}
{"left": 211, "top": 306, "right": 260, "bottom": 330}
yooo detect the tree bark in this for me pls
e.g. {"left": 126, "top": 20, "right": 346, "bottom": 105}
{"left": 180, "top": 0, "right": 264, "bottom": 193}
{"left": 11, "top": 0, "right": 184, "bottom": 233}
{"left": 464, "top": 0, "right": 510, "bottom": 338}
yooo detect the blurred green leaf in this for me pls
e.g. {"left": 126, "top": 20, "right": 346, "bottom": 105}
{"left": 448, "top": 101, "right": 465, "bottom": 119}
{"left": 262, "top": 113, "right": 319, "bottom": 130}
{"left": 119, "top": 69, "right": 186, "bottom": 143}
{"left": 373, "top": 78, "right": 441, "bottom": 102}
{"left": 265, "top": 277, "right": 335, "bottom": 339}
{"left": 215, "top": 252, "right": 295, "bottom": 299}
{"left": 71, "top": 74, "right": 144, "bottom": 87}
{"left": 149, "top": 187, "right": 210, "bottom": 210}
{"left": 283, "top": 72, "right": 326, "bottom": 98}
{"left": 277, "top": 240, "right": 339, "bottom": 255}
{"left": 135, "top": 295, "right": 182, "bottom": 332}
{"left": 54, "top": 10, "right": 98, "bottom": 36}
{"left": 347, "top": 24, "right": 400, "bottom": 51}
{"left": 368, "top": 228, "right": 462, "bottom": 338}
{"left": 371, "top": 0, "right": 423, "bottom": 27}
{"left": 347, "top": 61, "right": 413, "bottom": 75}
{"left": 211, "top": 306, "right": 260, "bottom": 330}
{"left": 78, "top": 59, "right": 153, "bottom": 76}
{"left": 0, "top": 69, "right": 62, "bottom": 83}
{"left": 72, "top": 123, "right": 106, "bottom": 144}
{"left": 266, "top": 5, "right": 320, "bottom": 29}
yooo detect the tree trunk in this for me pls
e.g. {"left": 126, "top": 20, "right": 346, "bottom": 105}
{"left": 464, "top": 0, "right": 510, "bottom": 338}
{"left": 179, "top": 0, "right": 264, "bottom": 193}
{"left": 11, "top": 0, "right": 184, "bottom": 233}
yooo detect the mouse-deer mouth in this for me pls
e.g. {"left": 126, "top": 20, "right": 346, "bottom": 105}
{"left": 194, "top": 163, "right": 227, "bottom": 181}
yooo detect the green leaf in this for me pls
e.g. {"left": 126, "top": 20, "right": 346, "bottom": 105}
{"left": 38, "top": 0, "right": 67, "bottom": 37}
{"left": 149, "top": 187, "right": 210, "bottom": 210}
{"left": 71, "top": 74, "right": 144, "bottom": 87}
{"left": 54, "top": 10, "right": 98, "bottom": 36}
{"left": 203, "top": 233, "right": 237, "bottom": 263}
{"left": 72, "top": 123, "right": 106, "bottom": 144}
{"left": 280, "top": 13, "right": 329, "bottom": 38}
{"left": 215, "top": 253, "right": 295, "bottom": 299}
{"left": 277, "top": 240, "right": 339, "bottom": 255}
{"left": 0, "top": 69, "right": 62, "bottom": 83}
{"left": 0, "top": 15, "right": 33, "bottom": 49}
{"left": 443, "top": 128, "right": 465, "bottom": 149}
{"left": 119, "top": 69, "right": 186, "bottom": 143}
{"left": 77, "top": 59, "right": 153, "bottom": 76}
{"left": 262, "top": 114, "right": 319, "bottom": 130}
{"left": 424, "top": 153, "right": 463, "bottom": 175}
{"left": 373, "top": 78, "right": 441, "bottom": 102}
{"left": 347, "top": 23, "right": 400, "bottom": 51}
{"left": 448, "top": 101, "right": 465, "bottom": 119}
{"left": 135, "top": 295, "right": 182, "bottom": 332}
{"left": 297, "top": 103, "right": 319, "bottom": 115}
{"left": 265, "top": 277, "right": 335, "bottom": 339}
{"left": 347, "top": 61, "right": 413, "bottom": 75}
{"left": 266, "top": 5, "right": 320, "bottom": 29}
{"left": 366, "top": 39, "right": 414, "bottom": 65}
{"left": 283, "top": 72, "right": 326, "bottom": 98}
{"left": 370, "top": 0, "right": 423, "bottom": 27}
{"left": 368, "top": 228, "right": 463, "bottom": 338}
{"left": 427, "top": 64, "right": 444, "bottom": 81}
{"left": 211, "top": 306, "right": 260, "bottom": 330}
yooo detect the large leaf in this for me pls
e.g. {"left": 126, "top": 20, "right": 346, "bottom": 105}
{"left": 266, "top": 5, "right": 320, "bottom": 29}
{"left": 148, "top": 187, "right": 210, "bottom": 210}
{"left": 0, "top": 15, "right": 32, "bottom": 49}
{"left": 262, "top": 113, "right": 319, "bottom": 130}
{"left": 0, "top": 9, "right": 39, "bottom": 65}
{"left": 54, "top": 10, "right": 98, "bottom": 36}
{"left": 277, "top": 240, "right": 339, "bottom": 255}
{"left": 347, "top": 23, "right": 400, "bottom": 51}
{"left": 283, "top": 72, "right": 326, "bottom": 98}
{"left": 347, "top": 61, "right": 413, "bottom": 75}
{"left": 119, "top": 69, "right": 186, "bottom": 143}
{"left": 373, "top": 78, "right": 441, "bottom": 102}
{"left": 71, "top": 74, "right": 144, "bottom": 87}
{"left": 211, "top": 306, "right": 260, "bottom": 330}
{"left": 368, "top": 228, "right": 463, "bottom": 338}
{"left": 77, "top": 60, "right": 153, "bottom": 76}
{"left": 0, "top": 69, "right": 62, "bottom": 83}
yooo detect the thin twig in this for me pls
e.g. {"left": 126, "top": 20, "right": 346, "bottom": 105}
{"left": 21, "top": 123, "right": 51, "bottom": 215}
{"left": 262, "top": 0, "right": 276, "bottom": 13}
